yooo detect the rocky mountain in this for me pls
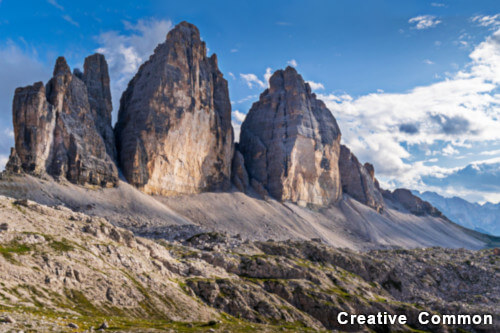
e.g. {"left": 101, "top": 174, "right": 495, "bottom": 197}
{"left": 415, "top": 191, "right": 500, "bottom": 236}
{"left": 6, "top": 55, "right": 118, "bottom": 187}
{"left": 0, "top": 196, "right": 498, "bottom": 332}
{"left": 1, "top": 20, "right": 499, "bottom": 332}
{"left": 383, "top": 189, "right": 443, "bottom": 217}
{"left": 115, "top": 21, "right": 233, "bottom": 196}
{"left": 339, "top": 145, "right": 384, "bottom": 212}
{"left": 239, "top": 67, "right": 342, "bottom": 207}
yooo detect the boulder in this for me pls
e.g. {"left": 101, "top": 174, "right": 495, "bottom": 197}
{"left": 115, "top": 21, "right": 233, "bottom": 195}
{"left": 239, "top": 67, "right": 341, "bottom": 207}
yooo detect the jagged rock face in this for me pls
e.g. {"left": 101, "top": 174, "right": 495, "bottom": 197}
{"left": 231, "top": 146, "right": 249, "bottom": 193}
{"left": 383, "top": 188, "right": 443, "bottom": 217}
{"left": 239, "top": 67, "right": 341, "bottom": 207}
{"left": 115, "top": 21, "right": 233, "bottom": 196}
{"left": 9, "top": 82, "right": 55, "bottom": 174}
{"left": 82, "top": 54, "right": 116, "bottom": 160}
{"left": 7, "top": 55, "right": 118, "bottom": 187}
{"left": 339, "top": 145, "right": 384, "bottom": 212}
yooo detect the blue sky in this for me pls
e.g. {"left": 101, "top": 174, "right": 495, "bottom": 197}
{"left": 1, "top": 0, "right": 500, "bottom": 203}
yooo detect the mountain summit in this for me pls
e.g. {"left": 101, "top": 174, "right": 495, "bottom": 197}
{"left": 6, "top": 54, "right": 118, "bottom": 187}
{"left": 239, "top": 66, "right": 342, "bottom": 207}
{"left": 115, "top": 21, "right": 233, "bottom": 196}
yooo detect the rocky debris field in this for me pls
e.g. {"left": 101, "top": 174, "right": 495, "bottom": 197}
{"left": 0, "top": 195, "right": 498, "bottom": 332}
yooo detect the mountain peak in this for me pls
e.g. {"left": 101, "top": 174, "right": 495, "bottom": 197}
{"left": 166, "top": 21, "right": 202, "bottom": 44}
{"left": 239, "top": 67, "right": 341, "bottom": 206}
{"left": 53, "top": 56, "right": 71, "bottom": 76}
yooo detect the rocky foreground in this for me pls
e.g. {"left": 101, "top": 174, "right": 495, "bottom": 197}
{"left": 0, "top": 196, "right": 498, "bottom": 332}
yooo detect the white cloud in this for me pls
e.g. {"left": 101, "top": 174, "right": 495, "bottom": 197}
{"left": 231, "top": 110, "right": 247, "bottom": 143}
{"left": 471, "top": 14, "right": 500, "bottom": 28}
{"left": 409, "top": 15, "right": 441, "bottom": 30}
{"left": 233, "top": 121, "right": 241, "bottom": 142}
{"left": 263, "top": 67, "right": 273, "bottom": 86}
{"left": 240, "top": 73, "right": 266, "bottom": 89}
{"left": 306, "top": 81, "right": 324, "bottom": 90}
{"left": 95, "top": 18, "right": 173, "bottom": 119}
{"left": 228, "top": 72, "right": 236, "bottom": 80}
{"left": 318, "top": 28, "right": 500, "bottom": 191}
{"left": 233, "top": 94, "right": 258, "bottom": 105}
{"left": 423, "top": 59, "right": 434, "bottom": 65}
{"left": 62, "top": 15, "right": 79, "bottom": 27}
{"left": 442, "top": 144, "right": 459, "bottom": 156}
{"left": 47, "top": 0, "right": 64, "bottom": 10}
{"left": 232, "top": 110, "right": 246, "bottom": 123}
{"left": 287, "top": 59, "right": 298, "bottom": 67}
{"left": 230, "top": 48, "right": 238, "bottom": 53}
{"left": 431, "top": 3, "right": 446, "bottom": 7}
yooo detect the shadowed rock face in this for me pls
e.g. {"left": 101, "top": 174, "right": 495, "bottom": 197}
{"left": 83, "top": 54, "right": 116, "bottom": 161}
{"left": 383, "top": 188, "right": 443, "bottom": 217}
{"left": 115, "top": 21, "right": 233, "bottom": 196}
{"left": 7, "top": 55, "right": 118, "bottom": 187}
{"left": 339, "top": 145, "right": 384, "bottom": 212}
{"left": 239, "top": 67, "right": 342, "bottom": 207}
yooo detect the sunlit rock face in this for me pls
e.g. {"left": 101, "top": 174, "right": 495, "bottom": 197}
{"left": 115, "top": 21, "right": 233, "bottom": 196}
{"left": 239, "top": 66, "right": 342, "bottom": 207}
{"left": 7, "top": 55, "right": 118, "bottom": 187}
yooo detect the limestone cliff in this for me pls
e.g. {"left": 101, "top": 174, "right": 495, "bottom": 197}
{"left": 7, "top": 55, "right": 118, "bottom": 187}
{"left": 115, "top": 21, "right": 233, "bottom": 196}
{"left": 339, "top": 145, "right": 384, "bottom": 212}
{"left": 239, "top": 67, "right": 341, "bottom": 206}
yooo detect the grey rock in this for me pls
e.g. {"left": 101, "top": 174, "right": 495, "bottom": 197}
{"left": 3, "top": 315, "right": 15, "bottom": 323}
{"left": 384, "top": 188, "right": 443, "bottom": 217}
{"left": 115, "top": 21, "right": 233, "bottom": 196}
{"left": 6, "top": 55, "right": 118, "bottom": 187}
{"left": 97, "top": 321, "right": 109, "bottom": 330}
{"left": 231, "top": 146, "right": 249, "bottom": 192}
{"left": 339, "top": 145, "right": 384, "bottom": 212}
{"left": 83, "top": 53, "right": 116, "bottom": 161}
{"left": 239, "top": 66, "right": 342, "bottom": 207}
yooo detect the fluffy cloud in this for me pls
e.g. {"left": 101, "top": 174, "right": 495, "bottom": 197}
{"left": 409, "top": 15, "right": 441, "bottom": 30}
{"left": 306, "top": 81, "right": 324, "bottom": 90}
{"left": 287, "top": 59, "right": 298, "bottom": 67}
{"left": 232, "top": 110, "right": 246, "bottom": 123}
{"left": 317, "top": 28, "right": 500, "bottom": 200}
{"left": 240, "top": 73, "right": 266, "bottom": 89}
{"left": 95, "top": 18, "right": 173, "bottom": 119}
{"left": 422, "top": 159, "right": 500, "bottom": 203}
{"left": 442, "top": 144, "right": 459, "bottom": 156}
{"left": 231, "top": 110, "right": 247, "bottom": 142}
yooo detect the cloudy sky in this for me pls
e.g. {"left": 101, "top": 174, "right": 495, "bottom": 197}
{"left": 1, "top": 0, "right": 499, "bottom": 203}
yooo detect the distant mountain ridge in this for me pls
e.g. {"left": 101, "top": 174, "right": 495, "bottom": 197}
{"left": 413, "top": 190, "right": 500, "bottom": 236}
